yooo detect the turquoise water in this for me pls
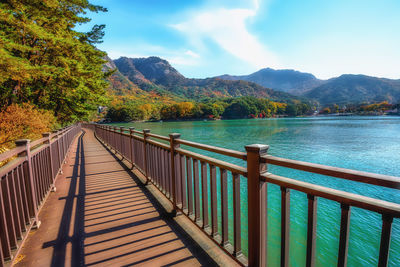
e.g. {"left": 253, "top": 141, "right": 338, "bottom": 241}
{"left": 110, "top": 116, "right": 400, "bottom": 266}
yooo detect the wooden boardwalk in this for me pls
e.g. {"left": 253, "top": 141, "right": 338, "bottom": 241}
{"left": 14, "top": 129, "right": 226, "bottom": 267}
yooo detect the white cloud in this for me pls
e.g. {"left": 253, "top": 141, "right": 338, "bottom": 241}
{"left": 105, "top": 45, "right": 201, "bottom": 67}
{"left": 184, "top": 50, "right": 200, "bottom": 58}
{"left": 171, "top": 1, "right": 279, "bottom": 69}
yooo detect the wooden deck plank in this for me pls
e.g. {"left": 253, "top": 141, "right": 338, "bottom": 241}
{"left": 14, "top": 129, "right": 221, "bottom": 267}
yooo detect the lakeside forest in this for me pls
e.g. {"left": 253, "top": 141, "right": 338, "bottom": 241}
{"left": 1, "top": 0, "right": 400, "bottom": 151}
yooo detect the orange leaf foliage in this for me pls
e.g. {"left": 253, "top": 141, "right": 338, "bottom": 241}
{"left": 0, "top": 103, "right": 58, "bottom": 151}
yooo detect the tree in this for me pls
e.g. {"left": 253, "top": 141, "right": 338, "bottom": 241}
{"left": 286, "top": 104, "right": 298, "bottom": 116}
{"left": 0, "top": 0, "right": 110, "bottom": 122}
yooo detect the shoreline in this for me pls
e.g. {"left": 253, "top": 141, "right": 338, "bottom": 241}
{"left": 99, "top": 113, "right": 400, "bottom": 124}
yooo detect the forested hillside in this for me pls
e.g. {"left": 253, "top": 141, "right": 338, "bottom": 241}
{"left": 0, "top": 0, "right": 110, "bottom": 150}
{"left": 104, "top": 56, "right": 314, "bottom": 121}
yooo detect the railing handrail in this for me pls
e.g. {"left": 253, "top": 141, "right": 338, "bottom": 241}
{"left": 261, "top": 172, "right": 400, "bottom": 217}
{"left": 262, "top": 154, "right": 400, "bottom": 190}
{"left": 0, "top": 125, "right": 75, "bottom": 164}
{"left": 176, "top": 139, "right": 247, "bottom": 160}
{"left": 176, "top": 147, "right": 247, "bottom": 176}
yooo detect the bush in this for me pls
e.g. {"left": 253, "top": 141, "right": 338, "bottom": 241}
{"left": 0, "top": 103, "right": 58, "bottom": 151}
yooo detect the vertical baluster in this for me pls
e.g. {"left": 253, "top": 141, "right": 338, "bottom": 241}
{"left": 0, "top": 236, "right": 4, "bottom": 266}
{"left": 42, "top": 150, "right": 51, "bottom": 194}
{"left": 220, "top": 169, "right": 228, "bottom": 246}
{"left": 149, "top": 144, "right": 153, "bottom": 181}
{"left": 0, "top": 178, "right": 12, "bottom": 260}
{"left": 378, "top": 214, "right": 393, "bottom": 267}
{"left": 186, "top": 157, "right": 193, "bottom": 216}
{"left": 337, "top": 203, "right": 351, "bottom": 267}
{"left": 158, "top": 147, "right": 162, "bottom": 187}
{"left": 154, "top": 146, "right": 158, "bottom": 185}
{"left": 37, "top": 152, "right": 45, "bottom": 200}
{"left": 201, "top": 161, "right": 209, "bottom": 229}
{"left": 154, "top": 146, "right": 159, "bottom": 185}
{"left": 155, "top": 146, "right": 159, "bottom": 185}
{"left": 163, "top": 149, "right": 168, "bottom": 194}
{"left": 165, "top": 150, "right": 170, "bottom": 197}
{"left": 32, "top": 155, "right": 42, "bottom": 204}
{"left": 118, "top": 127, "right": 123, "bottom": 156}
{"left": 306, "top": 194, "right": 318, "bottom": 267}
{"left": 14, "top": 166, "right": 26, "bottom": 232}
{"left": 53, "top": 130, "right": 62, "bottom": 174}
{"left": 175, "top": 152, "right": 182, "bottom": 206}
{"left": 18, "top": 165, "right": 30, "bottom": 222}
{"left": 161, "top": 148, "right": 165, "bottom": 193}
{"left": 1, "top": 174, "right": 17, "bottom": 249}
{"left": 169, "top": 133, "right": 181, "bottom": 214}
{"left": 233, "top": 173, "right": 241, "bottom": 256}
{"left": 8, "top": 170, "right": 22, "bottom": 240}
{"left": 246, "top": 144, "right": 268, "bottom": 266}
{"left": 210, "top": 165, "right": 218, "bottom": 237}
{"left": 281, "top": 186, "right": 290, "bottom": 267}
{"left": 181, "top": 155, "right": 187, "bottom": 211}
{"left": 143, "top": 129, "right": 150, "bottom": 184}
{"left": 42, "top": 133, "right": 55, "bottom": 191}
{"left": 193, "top": 159, "right": 200, "bottom": 222}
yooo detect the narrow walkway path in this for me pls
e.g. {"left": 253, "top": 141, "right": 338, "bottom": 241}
{"left": 15, "top": 129, "right": 217, "bottom": 266}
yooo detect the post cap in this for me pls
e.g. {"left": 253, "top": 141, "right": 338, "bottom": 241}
{"left": 245, "top": 144, "right": 269, "bottom": 154}
{"left": 42, "top": 132, "right": 51, "bottom": 137}
{"left": 15, "top": 139, "right": 30, "bottom": 146}
{"left": 120, "top": 126, "right": 125, "bottom": 129}
{"left": 129, "top": 127, "right": 135, "bottom": 130}
{"left": 52, "top": 130, "right": 58, "bottom": 133}
{"left": 143, "top": 129, "right": 151, "bottom": 134}
{"left": 169, "top": 133, "right": 181, "bottom": 139}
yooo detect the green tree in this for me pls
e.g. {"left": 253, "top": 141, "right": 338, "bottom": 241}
{"left": 0, "top": 0, "right": 110, "bottom": 122}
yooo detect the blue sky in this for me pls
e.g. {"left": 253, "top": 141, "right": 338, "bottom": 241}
{"left": 82, "top": 0, "right": 400, "bottom": 79}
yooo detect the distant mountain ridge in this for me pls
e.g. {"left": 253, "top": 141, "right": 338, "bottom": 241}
{"left": 217, "top": 68, "right": 400, "bottom": 105}
{"left": 105, "top": 55, "right": 400, "bottom": 106}
{"left": 218, "top": 68, "right": 325, "bottom": 95}
{"left": 110, "top": 56, "right": 294, "bottom": 101}
{"left": 304, "top": 74, "right": 400, "bottom": 105}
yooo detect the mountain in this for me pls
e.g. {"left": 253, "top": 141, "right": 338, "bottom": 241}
{"left": 218, "top": 68, "right": 324, "bottom": 95}
{"left": 111, "top": 56, "right": 295, "bottom": 101}
{"left": 218, "top": 68, "right": 400, "bottom": 105}
{"left": 103, "top": 56, "right": 141, "bottom": 95}
{"left": 106, "top": 55, "right": 400, "bottom": 106}
{"left": 304, "top": 75, "right": 400, "bottom": 105}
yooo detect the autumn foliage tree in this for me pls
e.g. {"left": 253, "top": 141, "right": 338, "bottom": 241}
{"left": 0, "top": 103, "right": 58, "bottom": 151}
{"left": 0, "top": 0, "right": 110, "bottom": 122}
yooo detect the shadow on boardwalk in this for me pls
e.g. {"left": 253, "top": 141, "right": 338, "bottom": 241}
{"left": 17, "top": 130, "right": 217, "bottom": 266}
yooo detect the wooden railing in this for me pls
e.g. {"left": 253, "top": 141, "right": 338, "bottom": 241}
{"left": 95, "top": 124, "right": 399, "bottom": 266}
{"left": 0, "top": 124, "right": 81, "bottom": 266}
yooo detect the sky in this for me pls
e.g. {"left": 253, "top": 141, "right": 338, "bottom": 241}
{"left": 81, "top": 0, "right": 400, "bottom": 80}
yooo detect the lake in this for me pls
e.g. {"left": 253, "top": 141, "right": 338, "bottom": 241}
{"left": 110, "top": 116, "right": 400, "bottom": 266}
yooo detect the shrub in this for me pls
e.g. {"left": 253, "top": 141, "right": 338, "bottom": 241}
{"left": 0, "top": 103, "right": 58, "bottom": 151}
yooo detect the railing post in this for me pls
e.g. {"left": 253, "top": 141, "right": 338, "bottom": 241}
{"left": 169, "top": 133, "right": 181, "bottom": 216}
{"left": 15, "top": 139, "right": 41, "bottom": 229}
{"left": 129, "top": 127, "right": 135, "bottom": 169}
{"left": 143, "top": 129, "right": 151, "bottom": 184}
{"left": 42, "top": 133, "right": 56, "bottom": 192}
{"left": 245, "top": 144, "right": 268, "bottom": 267}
